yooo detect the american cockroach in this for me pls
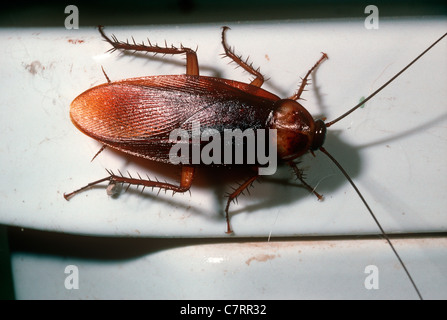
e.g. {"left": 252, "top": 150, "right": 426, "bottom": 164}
{"left": 65, "top": 26, "right": 446, "bottom": 299}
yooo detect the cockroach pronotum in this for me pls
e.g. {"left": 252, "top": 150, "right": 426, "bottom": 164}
{"left": 65, "top": 26, "right": 447, "bottom": 300}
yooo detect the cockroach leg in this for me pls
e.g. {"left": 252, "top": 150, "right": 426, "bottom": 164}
{"left": 98, "top": 26, "right": 199, "bottom": 76}
{"left": 64, "top": 176, "right": 111, "bottom": 200}
{"left": 289, "top": 52, "right": 328, "bottom": 101}
{"left": 111, "top": 165, "right": 195, "bottom": 195}
{"left": 224, "top": 168, "right": 260, "bottom": 234}
{"left": 288, "top": 161, "right": 323, "bottom": 201}
{"left": 221, "top": 26, "right": 264, "bottom": 87}
{"left": 64, "top": 166, "right": 195, "bottom": 201}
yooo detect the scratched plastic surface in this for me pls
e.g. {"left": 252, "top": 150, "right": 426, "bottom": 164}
{"left": 11, "top": 237, "right": 447, "bottom": 299}
{"left": 2, "top": 18, "right": 447, "bottom": 300}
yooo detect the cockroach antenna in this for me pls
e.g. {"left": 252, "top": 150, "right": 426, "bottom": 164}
{"left": 325, "top": 32, "right": 447, "bottom": 128}
{"left": 66, "top": 27, "right": 446, "bottom": 299}
{"left": 319, "top": 146, "right": 422, "bottom": 299}
{"left": 316, "top": 32, "right": 447, "bottom": 300}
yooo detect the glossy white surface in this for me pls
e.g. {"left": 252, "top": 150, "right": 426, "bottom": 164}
{"left": 1, "top": 20, "right": 446, "bottom": 237}
{"left": 3, "top": 17, "right": 446, "bottom": 300}
{"left": 12, "top": 237, "right": 447, "bottom": 299}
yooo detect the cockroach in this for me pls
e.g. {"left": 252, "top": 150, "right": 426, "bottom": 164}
{"left": 65, "top": 26, "right": 446, "bottom": 300}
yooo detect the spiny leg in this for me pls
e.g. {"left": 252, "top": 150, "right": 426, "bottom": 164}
{"left": 289, "top": 52, "right": 328, "bottom": 101}
{"left": 98, "top": 26, "right": 199, "bottom": 76}
{"left": 288, "top": 161, "right": 323, "bottom": 200}
{"left": 221, "top": 26, "right": 264, "bottom": 87}
{"left": 64, "top": 165, "right": 195, "bottom": 200}
{"left": 225, "top": 168, "right": 259, "bottom": 234}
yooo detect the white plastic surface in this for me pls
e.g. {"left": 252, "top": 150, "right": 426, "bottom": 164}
{"left": 1, "top": 20, "right": 446, "bottom": 237}
{"left": 3, "top": 18, "right": 447, "bottom": 300}
{"left": 11, "top": 237, "right": 447, "bottom": 299}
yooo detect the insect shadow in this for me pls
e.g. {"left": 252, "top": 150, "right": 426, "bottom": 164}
{"left": 93, "top": 129, "right": 360, "bottom": 224}
{"left": 99, "top": 105, "right": 447, "bottom": 225}
{"left": 88, "top": 53, "right": 362, "bottom": 223}
{"left": 113, "top": 49, "right": 224, "bottom": 79}
{"left": 217, "top": 109, "right": 447, "bottom": 220}
{"left": 356, "top": 111, "right": 447, "bottom": 150}
{"left": 224, "top": 132, "right": 361, "bottom": 217}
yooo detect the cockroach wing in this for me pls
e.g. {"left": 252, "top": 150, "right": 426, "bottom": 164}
{"left": 70, "top": 75, "right": 279, "bottom": 163}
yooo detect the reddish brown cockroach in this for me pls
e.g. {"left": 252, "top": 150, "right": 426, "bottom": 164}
{"left": 65, "top": 26, "right": 446, "bottom": 299}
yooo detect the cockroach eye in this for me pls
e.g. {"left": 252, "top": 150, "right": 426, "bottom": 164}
{"left": 311, "top": 119, "right": 326, "bottom": 151}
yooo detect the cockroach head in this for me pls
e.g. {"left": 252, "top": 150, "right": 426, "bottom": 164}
{"left": 269, "top": 99, "right": 327, "bottom": 161}
{"left": 310, "top": 119, "right": 326, "bottom": 151}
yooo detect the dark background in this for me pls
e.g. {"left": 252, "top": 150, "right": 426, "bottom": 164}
{"left": 1, "top": 0, "right": 446, "bottom": 27}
